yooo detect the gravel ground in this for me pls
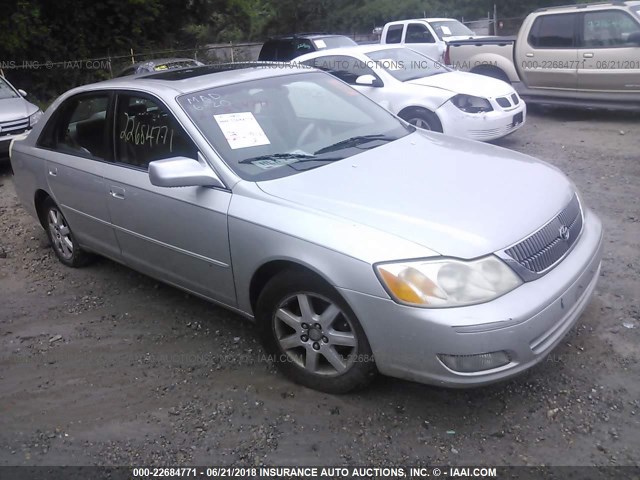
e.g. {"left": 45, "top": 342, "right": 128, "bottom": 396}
{"left": 0, "top": 107, "right": 639, "bottom": 468}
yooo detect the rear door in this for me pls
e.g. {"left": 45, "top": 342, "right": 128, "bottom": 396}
{"left": 577, "top": 9, "right": 640, "bottom": 92}
{"left": 520, "top": 12, "right": 580, "bottom": 89}
{"left": 36, "top": 92, "right": 120, "bottom": 259}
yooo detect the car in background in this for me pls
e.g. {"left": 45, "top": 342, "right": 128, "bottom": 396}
{"left": 296, "top": 45, "right": 526, "bottom": 141}
{"left": 380, "top": 18, "right": 483, "bottom": 62}
{"left": 0, "top": 75, "right": 43, "bottom": 159}
{"left": 445, "top": 1, "right": 640, "bottom": 109}
{"left": 10, "top": 64, "right": 602, "bottom": 393}
{"left": 117, "top": 58, "right": 205, "bottom": 77}
{"left": 258, "top": 33, "right": 357, "bottom": 61}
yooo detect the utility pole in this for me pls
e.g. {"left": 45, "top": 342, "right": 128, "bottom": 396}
{"left": 493, "top": 4, "right": 498, "bottom": 35}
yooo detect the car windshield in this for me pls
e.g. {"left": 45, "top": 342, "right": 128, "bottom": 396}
{"left": 178, "top": 70, "right": 411, "bottom": 181}
{"left": 428, "top": 20, "right": 475, "bottom": 39}
{"left": 0, "top": 77, "right": 19, "bottom": 100}
{"left": 366, "top": 48, "right": 450, "bottom": 82}
{"left": 313, "top": 36, "right": 357, "bottom": 49}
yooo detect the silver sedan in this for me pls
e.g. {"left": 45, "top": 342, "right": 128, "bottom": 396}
{"left": 10, "top": 64, "right": 603, "bottom": 393}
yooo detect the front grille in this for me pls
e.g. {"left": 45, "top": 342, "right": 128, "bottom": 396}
{"left": 0, "top": 118, "right": 30, "bottom": 137}
{"left": 511, "top": 93, "right": 520, "bottom": 105}
{"left": 505, "top": 195, "right": 583, "bottom": 274}
{"left": 496, "top": 97, "right": 511, "bottom": 108}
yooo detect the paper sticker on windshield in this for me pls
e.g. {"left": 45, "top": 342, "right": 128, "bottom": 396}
{"left": 440, "top": 25, "right": 452, "bottom": 35}
{"left": 314, "top": 39, "right": 327, "bottom": 49}
{"left": 252, "top": 158, "right": 299, "bottom": 170}
{"left": 214, "top": 112, "right": 270, "bottom": 149}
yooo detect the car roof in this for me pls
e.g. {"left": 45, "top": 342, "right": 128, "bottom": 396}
{"left": 266, "top": 33, "right": 349, "bottom": 41}
{"left": 295, "top": 44, "right": 403, "bottom": 60}
{"left": 535, "top": 1, "right": 637, "bottom": 12}
{"left": 63, "top": 63, "right": 315, "bottom": 98}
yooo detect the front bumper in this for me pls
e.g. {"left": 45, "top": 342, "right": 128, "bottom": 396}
{"left": 339, "top": 208, "right": 603, "bottom": 387}
{"left": 437, "top": 98, "right": 526, "bottom": 142}
{"left": 0, "top": 131, "right": 30, "bottom": 158}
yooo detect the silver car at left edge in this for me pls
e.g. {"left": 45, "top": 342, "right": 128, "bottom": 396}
{"left": 9, "top": 64, "right": 603, "bottom": 393}
{"left": 0, "top": 75, "right": 43, "bottom": 159}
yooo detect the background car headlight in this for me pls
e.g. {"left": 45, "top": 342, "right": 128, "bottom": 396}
{"left": 375, "top": 256, "right": 522, "bottom": 308}
{"left": 28, "top": 110, "right": 44, "bottom": 127}
{"left": 451, "top": 94, "right": 493, "bottom": 113}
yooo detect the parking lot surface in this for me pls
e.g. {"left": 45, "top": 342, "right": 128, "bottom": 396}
{"left": 1, "top": 107, "right": 639, "bottom": 466}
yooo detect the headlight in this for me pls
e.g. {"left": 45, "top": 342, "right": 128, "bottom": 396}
{"left": 28, "top": 110, "right": 43, "bottom": 127}
{"left": 375, "top": 256, "right": 522, "bottom": 308}
{"left": 451, "top": 94, "right": 493, "bottom": 113}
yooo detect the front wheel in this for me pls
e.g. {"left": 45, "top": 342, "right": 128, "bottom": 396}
{"left": 399, "top": 108, "right": 443, "bottom": 132}
{"left": 256, "top": 270, "right": 377, "bottom": 393}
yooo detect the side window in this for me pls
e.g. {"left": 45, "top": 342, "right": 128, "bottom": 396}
{"left": 528, "top": 14, "right": 577, "bottom": 48}
{"left": 406, "top": 23, "right": 435, "bottom": 43}
{"left": 385, "top": 25, "right": 404, "bottom": 44}
{"left": 582, "top": 10, "right": 640, "bottom": 47}
{"left": 39, "top": 94, "right": 110, "bottom": 160}
{"left": 114, "top": 94, "right": 198, "bottom": 170}
{"left": 305, "top": 55, "right": 376, "bottom": 85}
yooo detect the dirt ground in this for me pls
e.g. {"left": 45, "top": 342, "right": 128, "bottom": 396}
{"left": 1, "top": 107, "right": 639, "bottom": 468}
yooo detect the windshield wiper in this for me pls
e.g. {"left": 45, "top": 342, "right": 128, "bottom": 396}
{"left": 314, "top": 135, "right": 396, "bottom": 155}
{"left": 239, "top": 152, "right": 316, "bottom": 164}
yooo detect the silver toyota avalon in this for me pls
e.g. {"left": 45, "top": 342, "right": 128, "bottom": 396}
{"left": 9, "top": 64, "right": 603, "bottom": 393}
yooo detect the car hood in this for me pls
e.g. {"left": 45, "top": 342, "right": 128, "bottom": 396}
{"left": 257, "top": 131, "right": 574, "bottom": 260}
{"left": 0, "top": 97, "right": 37, "bottom": 122}
{"left": 407, "top": 71, "right": 513, "bottom": 98}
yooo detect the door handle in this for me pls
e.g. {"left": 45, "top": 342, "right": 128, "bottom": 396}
{"left": 583, "top": 53, "right": 594, "bottom": 58}
{"left": 48, "top": 167, "right": 57, "bottom": 176}
{"left": 109, "top": 186, "right": 125, "bottom": 200}
{"left": 526, "top": 53, "right": 534, "bottom": 57}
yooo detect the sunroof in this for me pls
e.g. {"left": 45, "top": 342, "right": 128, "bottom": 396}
{"left": 141, "top": 63, "right": 277, "bottom": 81}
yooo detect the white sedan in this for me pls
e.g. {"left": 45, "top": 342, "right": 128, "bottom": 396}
{"left": 295, "top": 45, "right": 526, "bottom": 141}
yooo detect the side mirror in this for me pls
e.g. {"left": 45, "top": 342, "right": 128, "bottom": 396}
{"left": 355, "top": 74, "right": 383, "bottom": 87}
{"left": 18, "top": 89, "right": 27, "bottom": 97}
{"left": 627, "top": 31, "right": 640, "bottom": 45}
{"left": 148, "top": 156, "right": 225, "bottom": 188}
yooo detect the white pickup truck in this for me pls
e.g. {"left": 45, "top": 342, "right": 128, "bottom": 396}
{"left": 445, "top": 1, "right": 640, "bottom": 109}
{"left": 380, "top": 18, "right": 483, "bottom": 62}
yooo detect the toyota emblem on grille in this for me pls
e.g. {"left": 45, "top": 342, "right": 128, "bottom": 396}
{"left": 559, "top": 225, "right": 570, "bottom": 242}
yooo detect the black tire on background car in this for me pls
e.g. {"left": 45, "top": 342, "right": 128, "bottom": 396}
{"left": 42, "top": 197, "right": 93, "bottom": 268}
{"left": 256, "top": 269, "right": 377, "bottom": 393}
{"left": 399, "top": 107, "right": 443, "bottom": 132}
{"left": 471, "top": 66, "right": 511, "bottom": 84}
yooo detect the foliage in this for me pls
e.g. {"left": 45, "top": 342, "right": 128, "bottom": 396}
{"left": 0, "top": 0, "right": 588, "bottom": 103}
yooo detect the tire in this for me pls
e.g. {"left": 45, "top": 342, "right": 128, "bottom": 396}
{"left": 42, "top": 198, "right": 93, "bottom": 268}
{"left": 399, "top": 108, "right": 443, "bottom": 132}
{"left": 256, "top": 269, "right": 377, "bottom": 394}
{"left": 471, "top": 66, "right": 511, "bottom": 84}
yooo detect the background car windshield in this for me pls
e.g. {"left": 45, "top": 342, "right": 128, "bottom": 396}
{"left": 366, "top": 48, "right": 450, "bottom": 81}
{"left": 0, "top": 77, "right": 19, "bottom": 100}
{"left": 178, "top": 71, "right": 410, "bottom": 181}
{"left": 315, "top": 36, "right": 357, "bottom": 49}
{"left": 429, "top": 20, "right": 475, "bottom": 39}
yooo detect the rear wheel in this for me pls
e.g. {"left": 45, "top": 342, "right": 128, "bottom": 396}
{"left": 43, "top": 198, "right": 93, "bottom": 267}
{"left": 399, "top": 108, "right": 443, "bottom": 132}
{"left": 256, "top": 270, "right": 377, "bottom": 393}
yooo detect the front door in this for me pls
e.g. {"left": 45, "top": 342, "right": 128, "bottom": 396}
{"left": 102, "top": 92, "right": 236, "bottom": 305}
{"left": 577, "top": 9, "right": 640, "bottom": 93}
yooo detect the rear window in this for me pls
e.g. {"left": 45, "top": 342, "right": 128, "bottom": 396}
{"left": 313, "top": 36, "right": 357, "bottom": 49}
{"left": 528, "top": 13, "right": 577, "bottom": 48}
